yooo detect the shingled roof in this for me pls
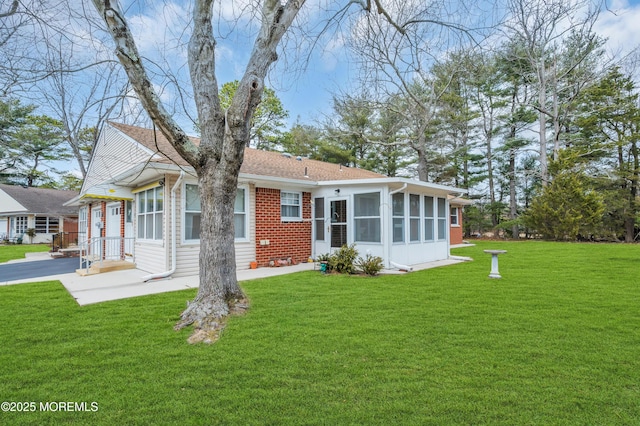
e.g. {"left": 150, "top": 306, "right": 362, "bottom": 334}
{"left": 0, "top": 184, "right": 79, "bottom": 216}
{"left": 109, "top": 122, "right": 385, "bottom": 182}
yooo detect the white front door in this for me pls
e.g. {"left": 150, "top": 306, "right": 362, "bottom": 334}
{"left": 106, "top": 203, "right": 122, "bottom": 259}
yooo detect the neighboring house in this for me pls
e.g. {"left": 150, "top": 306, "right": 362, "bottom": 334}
{"left": 66, "top": 122, "right": 468, "bottom": 277}
{"left": 449, "top": 196, "right": 473, "bottom": 246}
{"left": 0, "top": 184, "right": 79, "bottom": 244}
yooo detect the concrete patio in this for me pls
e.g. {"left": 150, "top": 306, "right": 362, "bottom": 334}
{"left": 2, "top": 247, "right": 473, "bottom": 306}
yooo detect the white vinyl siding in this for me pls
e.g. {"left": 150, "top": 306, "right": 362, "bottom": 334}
{"left": 83, "top": 125, "right": 156, "bottom": 190}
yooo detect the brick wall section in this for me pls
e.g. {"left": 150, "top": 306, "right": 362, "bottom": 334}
{"left": 450, "top": 208, "right": 464, "bottom": 245}
{"left": 255, "top": 187, "right": 312, "bottom": 266}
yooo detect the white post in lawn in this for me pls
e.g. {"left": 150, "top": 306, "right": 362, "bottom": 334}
{"left": 484, "top": 250, "right": 507, "bottom": 279}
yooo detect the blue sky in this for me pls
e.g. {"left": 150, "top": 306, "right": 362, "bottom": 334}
{"left": 115, "top": 0, "right": 640, "bottom": 133}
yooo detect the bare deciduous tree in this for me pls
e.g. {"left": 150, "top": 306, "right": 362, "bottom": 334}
{"left": 504, "top": 0, "right": 602, "bottom": 185}
{"left": 92, "top": 0, "right": 461, "bottom": 338}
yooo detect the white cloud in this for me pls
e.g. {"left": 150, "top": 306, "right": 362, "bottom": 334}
{"left": 595, "top": 0, "right": 640, "bottom": 56}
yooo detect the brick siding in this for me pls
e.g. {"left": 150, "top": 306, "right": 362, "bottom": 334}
{"left": 255, "top": 187, "right": 312, "bottom": 266}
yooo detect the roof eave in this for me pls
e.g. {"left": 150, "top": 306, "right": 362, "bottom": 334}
{"left": 317, "top": 177, "right": 467, "bottom": 195}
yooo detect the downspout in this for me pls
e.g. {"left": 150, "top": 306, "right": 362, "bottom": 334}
{"left": 387, "top": 183, "right": 413, "bottom": 271}
{"left": 143, "top": 171, "right": 184, "bottom": 282}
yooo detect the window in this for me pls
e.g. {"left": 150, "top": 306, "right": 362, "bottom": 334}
{"left": 137, "top": 187, "right": 163, "bottom": 240}
{"left": 79, "top": 206, "right": 88, "bottom": 241}
{"left": 450, "top": 207, "right": 459, "bottom": 226}
{"left": 281, "top": 191, "right": 301, "bottom": 221}
{"left": 354, "top": 192, "right": 381, "bottom": 243}
{"left": 424, "top": 196, "right": 434, "bottom": 241}
{"left": 35, "top": 216, "right": 59, "bottom": 233}
{"left": 12, "top": 216, "right": 28, "bottom": 235}
{"left": 184, "top": 184, "right": 201, "bottom": 240}
{"left": 234, "top": 188, "right": 247, "bottom": 239}
{"left": 409, "top": 194, "right": 421, "bottom": 242}
{"left": 184, "top": 184, "right": 247, "bottom": 241}
{"left": 392, "top": 193, "right": 404, "bottom": 243}
{"left": 437, "top": 197, "right": 447, "bottom": 240}
{"left": 125, "top": 201, "right": 133, "bottom": 224}
{"left": 314, "top": 197, "right": 325, "bottom": 241}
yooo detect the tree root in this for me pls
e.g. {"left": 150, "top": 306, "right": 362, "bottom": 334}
{"left": 175, "top": 296, "right": 249, "bottom": 344}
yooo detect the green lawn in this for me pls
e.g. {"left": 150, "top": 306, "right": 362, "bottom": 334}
{"left": 0, "top": 244, "right": 50, "bottom": 263}
{"left": 1, "top": 241, "right": 639, "bottom": 424}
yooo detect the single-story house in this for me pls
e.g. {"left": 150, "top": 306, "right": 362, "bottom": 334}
{"left": 0, "top": 184, "right": 79, "bottom": 244}
{"left": 66, "top": 122, "right": 468, "bottom": 276}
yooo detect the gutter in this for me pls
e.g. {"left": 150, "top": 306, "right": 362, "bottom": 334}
{"left": 142, "top": 171, "right": 184, "bottom": 282}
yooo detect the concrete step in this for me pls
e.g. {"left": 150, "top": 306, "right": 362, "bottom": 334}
{"left": 76, "top": 260, "right": 136, "bottom": 276}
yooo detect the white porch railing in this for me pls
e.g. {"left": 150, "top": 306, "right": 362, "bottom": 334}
{"left": 78, "top": 236, "right": 135, "bottom": 274}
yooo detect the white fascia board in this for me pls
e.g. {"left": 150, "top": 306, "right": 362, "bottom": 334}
{"left": 238, "top": 173, "right": 318, "bottom": 190}
{"left": 317, "top": 177, "right": 467, "bottom": 195}
{"left": 108, "top": 163, "right": 195, "bottom": 187}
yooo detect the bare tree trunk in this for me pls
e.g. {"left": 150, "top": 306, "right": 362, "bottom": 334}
{"left": 538, "top": 64, "right": 549, "bottom": 186}
{"left": 626, "top": 140, "right": 639, "bottom": 242}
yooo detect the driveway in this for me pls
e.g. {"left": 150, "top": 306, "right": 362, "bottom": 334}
{"left": 0, "top": 257, "right": 78, "bottom": 283}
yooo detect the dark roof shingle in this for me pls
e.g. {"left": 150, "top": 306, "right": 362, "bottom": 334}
{"left": 0, "top": 184, "right": 78, "bottom": 215}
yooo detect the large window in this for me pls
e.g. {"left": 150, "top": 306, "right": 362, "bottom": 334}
{"left": 35, "top": 216, "right": 59, "bottom": 234}
{"left": 392, "top": 193, "right": 404, "bottom": 243}
{"left": 354, "top": 192, "right": 381, "bottom": 243}
{"left": 437, "top": 197, "right": 447, "bottom": 240}
{"left": 184, "top": 184, "right": 247, "bottom": 241}
{"left": 137, "top": 187, "right": 163, "bottom": 240}
{"left": 314, "top": 197, "right": 325, "bottom": 241}
{"left": 11, "top": 216, "right": 28, "bottom": 236}
{"left": 281, "top": 191, "right": 301, "bottom": 221}
{"left": 424, "top": 196, "right": 434, "bottom": 241}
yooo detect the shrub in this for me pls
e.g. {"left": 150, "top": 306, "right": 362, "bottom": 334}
{"left": 327, "top": 244, "right": 358, "bottom": 274}
{"left": 355, "top": 254, "right": 384, "bottom": 276}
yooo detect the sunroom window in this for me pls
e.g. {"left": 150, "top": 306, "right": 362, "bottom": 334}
{"left": 392, "top": 193, "right": 404, "bottom": 243}
{"left": 354, "top": 192, "right": 381, "bottom": 243}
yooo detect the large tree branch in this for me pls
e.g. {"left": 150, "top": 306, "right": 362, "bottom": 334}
{"left": 92, "top": 0, "right": 199, "bottom": 168}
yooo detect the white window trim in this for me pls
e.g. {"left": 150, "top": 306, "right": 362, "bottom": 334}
{"left": 437, "top": 197, "right": 447, "bottom": 241}
{"left": 354, "top": 191, "right": 382, "bottom": 244}
{"left": 281, "top": 190, "right": 302, "bottom": 222}
{"left": 408, "top": 194, "right": 421, "bottom": 243}
{"left": 423, "top": 196, "right": 435, "bottom": 242}
{"left": 450, "top": 206, "right": 460, "bottom": 227}
{"left": 182, "top": 183, "right": 250, "bottom": 244}
{"left": 392, "top": 192, "right": 405, "bottom": 244}
{"left": 136, "top": 187, "right": 164, "bottom": 242}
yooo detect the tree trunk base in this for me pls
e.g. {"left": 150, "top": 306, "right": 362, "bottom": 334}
{"left": 175, "top": 295, "right": 249, "bottom": 344}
